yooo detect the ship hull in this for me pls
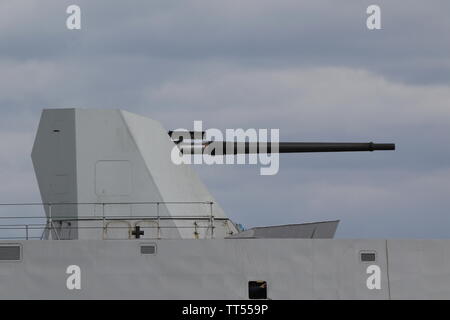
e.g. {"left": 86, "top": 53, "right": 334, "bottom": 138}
{"left": 0, "top": 239, "right": 449, "bottom": 299}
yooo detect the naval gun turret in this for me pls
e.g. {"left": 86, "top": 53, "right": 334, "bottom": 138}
{"left": 31, "top": 109, "right": 394, "bottom": 241}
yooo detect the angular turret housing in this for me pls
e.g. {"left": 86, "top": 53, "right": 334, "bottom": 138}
{"left": 32, "top": 109, "right": 237, "bottom": 240}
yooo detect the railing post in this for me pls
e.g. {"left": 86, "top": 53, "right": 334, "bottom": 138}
{"left": 25, "top": 225, "right": 29, "bottom": 240}
{"left": 157, "top": 202, "right": 161, "bottom": 239}
{"left": 193, "top": 221, "right": 199, "bottom": 239}
{"left": 48, "top": 204, "right": 52, "bottom": 240}
{"left": 48, "top": 204, "right": 60, "bottom": 240}
{"left": 209, "top": 202, "right": 214, "bottom": 239}
{"left": 102, "top": 203, "right": 106, "bottom": 240}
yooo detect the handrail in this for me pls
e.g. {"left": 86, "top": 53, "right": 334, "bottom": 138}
{"left": 0, "top": 201, "right": 214, "bottom": 206}
{"left": 0, "top": 216, "right": 226, "bottom": 220}
{"left": 0, "top": 201, "right": 222, "bottom": 240}
{"left": 0, "top": 222, "right": 219, "bottom": 240}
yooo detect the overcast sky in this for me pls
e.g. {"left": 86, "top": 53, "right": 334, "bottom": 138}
{"left": 0, "top": 0, "right": 449, "bottom": 238}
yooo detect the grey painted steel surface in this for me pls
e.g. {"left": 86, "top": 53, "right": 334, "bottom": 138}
{"left": 0, "top": 239, "right": 449, "bottom": 300}
{"left": 31, "top": 109, "right": 238, "bottom": 240}
{"left": 387, "top": 240, "right": 450, "bottom": 299}
{"left": 228, "top": 221, "right": 339, "bottom": 239}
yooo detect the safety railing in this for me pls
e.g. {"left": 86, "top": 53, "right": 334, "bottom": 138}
{"left": 0, "top": 201, "right": 229, "bottom": 240}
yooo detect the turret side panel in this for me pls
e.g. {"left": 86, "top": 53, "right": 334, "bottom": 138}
{"left": 121, "top": 110, "right": 237, "bottom": 238}
{"left": 31, "top": 109, "right": 78, "bottom": 239}
{"left": 74, "top": 109, "right": 180, "bottom": 239}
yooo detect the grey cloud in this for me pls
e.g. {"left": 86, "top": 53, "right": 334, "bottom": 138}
{"left": 1, "top": 1, "right": 449, "bottom": 84}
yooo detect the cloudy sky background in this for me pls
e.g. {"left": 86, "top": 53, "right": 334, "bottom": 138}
{"left": 0, "top": 0, "right": 449, "bottom": 238}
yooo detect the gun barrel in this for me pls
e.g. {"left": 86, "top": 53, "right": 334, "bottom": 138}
{"left": 179, "top": 142, "right": 395, "bottom": 155}
{"left": 272, "top": 142, "right": 395, "bottom": 153}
